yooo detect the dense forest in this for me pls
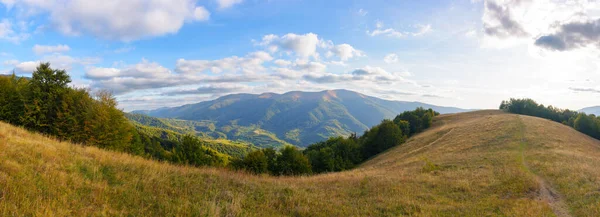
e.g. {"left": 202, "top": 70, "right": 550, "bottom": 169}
{"left": 500, "top": 98, "right": 600, "bottom": 139}
{"left": 0, "top": 63, "right": 229, "bottom": 167}
{"left": 234, "top": 108, "right": 439, "bottom": 175}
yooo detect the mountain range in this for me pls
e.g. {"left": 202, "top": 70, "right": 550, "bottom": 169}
{"left": 579, "top": 106, "right": 600, "bottom": 116}
{"left": 133, "top": 89, "right": 471, "bottom": 147}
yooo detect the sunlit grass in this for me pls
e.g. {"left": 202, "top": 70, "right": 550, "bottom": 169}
{"left": 0, "top": 110, "right": 598, "bottom": 216}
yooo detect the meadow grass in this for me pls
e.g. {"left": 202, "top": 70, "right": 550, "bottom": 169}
{"left": 0, "top": 110, "right": 599, "bottom": 216}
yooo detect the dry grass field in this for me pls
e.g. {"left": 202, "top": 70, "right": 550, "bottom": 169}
{"left": 1, "top": 110, "right": 599, "bottom": 216}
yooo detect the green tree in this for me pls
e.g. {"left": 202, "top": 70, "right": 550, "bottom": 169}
{"left": 0, "top": 74, "right": 26, "bottom": 125}
{"left": 177, "top": 135, "right": 229, "bottom": 167}
{"left": 242, "top": 150, "right": 269, "bottom": 174}
{"left": 22, "top": 63, "right": 71, "bottom": 134}
{"left": 361, "top": 120, "right": 406, "bottom": 159}
{"left": 276, "top": 146, "right": 311, "bottom": 176}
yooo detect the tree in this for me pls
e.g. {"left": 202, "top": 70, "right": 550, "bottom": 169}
{"left": 22, "top": 63, "right": 71, "bottom": 134}
{"left": 361, "top": 120, "right": 406, "bottom": 159}
{"left": 276, "top": 146, "right": 312, "bottom": 176}
{"left": 242, "top": 150, "right": 268, "bottom": 174}
{"left": 0, "top": 74, "right": 26, "bottom": 125}
{"left": 177, "top": 135, "right": 229, "bottom": 167}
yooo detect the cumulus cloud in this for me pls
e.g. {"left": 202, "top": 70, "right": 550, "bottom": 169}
{"left": 257, "top": 33, "right": 322, "bottom": 58}
{"left": 257, "top": 33, "right": 364, "bottom": 62}
{"left": 0, "top": 19, "right": 29, "bottom": 43}
{"left": 535, "top": 18, "right": 600, "bottom": 51}
{"left": 327, "top": 44, "right": 364, "bottom": 61}
{"left": 383, "top": 53, "right": 398, "bottom": 64}
{"left": 7, "top": 54, "right": 99, "bottom": 74}
{"left": 87, "top": 52, "right": 274, "bottom": 94}
{"left": 217, "top": 0, "right": 243, "bottom": 9}
{"left": 274, "top": 59, "right": 292, "bottom": 66}
{"left": 3, "top": 0, "right": 210, "bottom": 41}
{"left": 175, "top": 51, "right": 273, "bottom": 74}
{"left": 33, "top": 44, "right": 70, "bottom": 55}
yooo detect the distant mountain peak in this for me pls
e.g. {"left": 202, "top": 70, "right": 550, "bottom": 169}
{"left": 133, "top": 89, "right": 471, "bottom": 146}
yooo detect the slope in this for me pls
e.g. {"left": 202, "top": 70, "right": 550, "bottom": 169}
{"left": 127, "top": 113, "right": 292, "bottom": 148}
{"left": 135, "top": 89, "right": 470, "bottom": 146}
{"left": 1, "top": 110, "right": 599, "bottom": 216}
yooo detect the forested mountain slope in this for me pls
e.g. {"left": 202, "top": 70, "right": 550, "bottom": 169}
{"left": 2, "top": 110, "right": 599, "bottom": 216}
{"left": 135, "top": 89, "right": 469, "bottom": 146}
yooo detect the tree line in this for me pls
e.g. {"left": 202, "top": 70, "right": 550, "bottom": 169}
{"left": 234, "top": 107, "right": 439, "bottom": 175}
{"left": 500, "top": 98, "right": 600, "bottom": 139}
{"left": 0, "top": 63, "right": 228, "bottom": 167}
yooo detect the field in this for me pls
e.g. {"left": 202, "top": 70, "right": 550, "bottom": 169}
{"left": 1, "top": 110, "right": 599, "bottom": 216}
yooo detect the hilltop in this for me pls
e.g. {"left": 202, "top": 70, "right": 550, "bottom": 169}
{"left": 2, "top": 110, "right": 599, "bottom": 216}
{"left": 134, "top": 89, "right": 469, "bottom": 147}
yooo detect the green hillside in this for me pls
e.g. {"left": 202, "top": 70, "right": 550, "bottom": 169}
{"left": 135, "top": 89, "right": 469, "bottom": 146}
{"left": 128, "top": 118, "right": 259, "bottom": 159}
{"left": 127, "top": 113, "right": 291, "bottom": 148}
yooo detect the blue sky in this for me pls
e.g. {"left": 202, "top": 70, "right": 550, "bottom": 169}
{"left": 1, "top": 0, "right": 600, "bottom": 111}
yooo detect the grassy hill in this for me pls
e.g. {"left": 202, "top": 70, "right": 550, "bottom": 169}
{"left": 1, "top": 110, "right": 599, "bottom": 216}
{"left": 134, "top": 89, "right": 470, "bottom": 147}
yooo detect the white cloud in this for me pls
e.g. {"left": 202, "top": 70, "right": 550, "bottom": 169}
{"left": 176, "top": 51, "right": 273, "bottom": 74}
{"left": 0, "top": 19, "right": 29, "bottom": 43}
{"left": 328, "top": 44, "right": 364, "bottom": 61}
{"left": 412, "top": 24, "right": 432, "bottom": 36}
{"left": 217, "top": 0, "right": 243, "bottom": 9}
{"left": 367, "top": 22, "right": 432, "bottom": 38}
{"left": 357, "top": 8, "right": 368, "bottom": 16}
{"left": 7, "top": 54, "right": 101, "bottom": 74}
{"left": 193, "top": 6, "right": 211, "bottom": 21}
{"left": 465, "top": 30, "right": 477, "bottom": 38}
{"left": 274, "top": 59, "right": 292, "bottom": 66}
{"left": 383, "top": 53, "right": 399, "bottom": 64}
{"left": 33, "top": 44, "right": 70, "bottom": 55}
{"left": 257, "top": 33, "right": 364, "bottom": 62}
{"left": 367, "top": 28, "right": 403, "bottom": 38}
{"left": 257, "top": 33, "right": 321, "bottom": 58}
{"left": 13, "top": 61, "right": 37, "bottom": 74}
{"left": 3, "top": 0, "right": 211, "bottom": 41}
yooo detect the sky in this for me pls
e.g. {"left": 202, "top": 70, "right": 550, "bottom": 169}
{"left": 1, "top": 0, "right": 600, "bottom": 111}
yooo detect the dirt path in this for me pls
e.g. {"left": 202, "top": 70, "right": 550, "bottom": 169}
{"left": 402, "top": 127, "right": 455, "bottom": 158}
{"left": 517, "top": 116, "right": 572, "bottom": 217}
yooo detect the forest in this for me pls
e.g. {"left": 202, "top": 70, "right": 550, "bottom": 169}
{"left": 500, "top": 98, "right": 600, "bottom": 139}
{"left": 0, "top": 63, "right": 229, "bottom": 167}
{"left": 234, "top": 107, "right": 439, "bottom": 175}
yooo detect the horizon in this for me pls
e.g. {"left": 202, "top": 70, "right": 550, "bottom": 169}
{"left": 1, "top": 0, "right": 599, "bottom": 111}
